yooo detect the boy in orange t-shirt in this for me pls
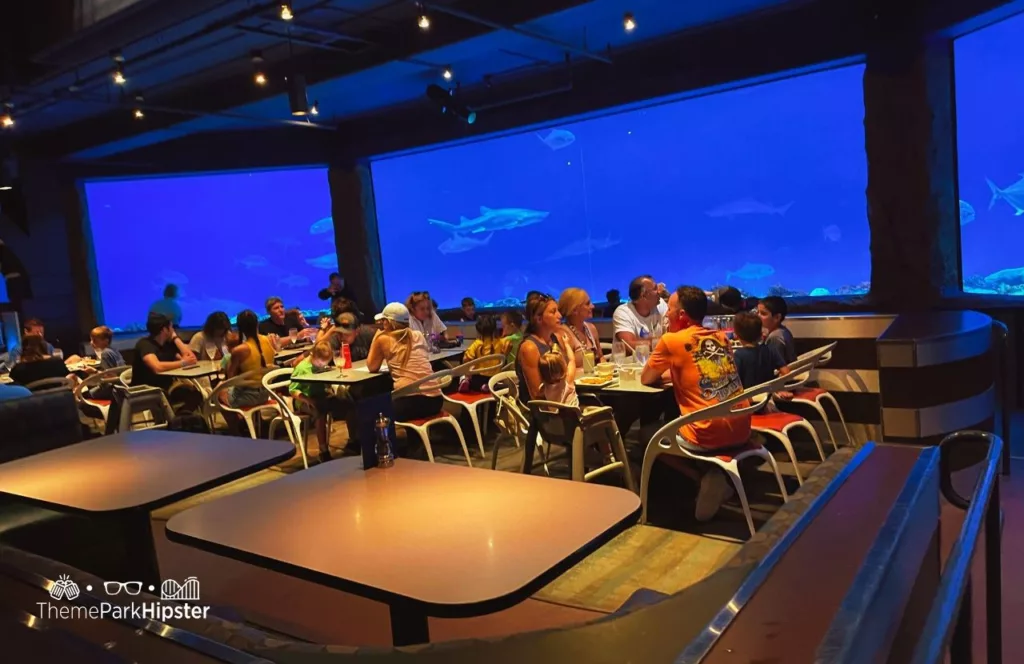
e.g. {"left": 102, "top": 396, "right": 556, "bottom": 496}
{"left": 642, "top": 286, "right": 751, "bottom": 521}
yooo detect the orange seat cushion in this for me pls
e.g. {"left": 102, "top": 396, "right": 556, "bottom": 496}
{"left": 447, "top": 392, "right": 495, "bottom": 405}
{"left": 86, "top": 399, "right": 111, "bottom": 407}
{"left": 751, "top": 412, "right": 805, "bottom": 431}
{"left": 792, "top": 387, "right": 828, "bottom": 401}
{"left": 400, "top": 413, "right": 449, "bottom": 427}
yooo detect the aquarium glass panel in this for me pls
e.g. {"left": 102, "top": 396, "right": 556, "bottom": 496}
{"left": 371, "top": 64, "right": 869, "bottom": 310}
{"left": 956, "top": 14, "right": 1024, "bottom": 295}
{"left": 84, "top": 168, "right": 333, "bottom": 331}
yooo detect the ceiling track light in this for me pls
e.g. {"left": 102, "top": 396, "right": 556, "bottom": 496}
{"left": 1, "top": 103, "right": 13, "bottom": 129}
{"left": 111, "top": 49, "right": 127, "bottom": 85}
{"left": 426, "top": 84, "right": 475, "bottom": 125}
{"left": 280, "top": 2, "right": 293, "bottom": 20}
{"left": 623, "top": 12, "right": 636, "bottom": 32}
{"left": 442, "top": 66, "right": 453, "bottom": 81}
{"left": 287, "top": 73, "right": 309, "bottom": 116}
{"left": 133, "top": 95, "right": 145, "bottom": 119}
{"left": 310, "top": 100, "right": 319, "bottom": 116}
{"left": 251, "top": 51, "right": 267, "bottom": 86}
{"left": 416, "top": 2, "right": 429, "bottom": 30}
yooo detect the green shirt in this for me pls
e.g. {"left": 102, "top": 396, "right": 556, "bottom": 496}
{"left": 504, "top": 331, "right": 524, "bottom": 366}
{"left": 289, "top": 358, "right": 327, "bottom": 399}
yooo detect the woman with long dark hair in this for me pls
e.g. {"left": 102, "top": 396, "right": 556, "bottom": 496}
{"left": 9, "top": 334, "right": 70, "bottom": 387}
{"left": 223, "top": 310, "right": 275, "bottom": 408}
{"left": 189, "top": 311, "right": 231, "bottom": 361}
{"left": 515, "top": 294, "right": 577, "bottom": 403}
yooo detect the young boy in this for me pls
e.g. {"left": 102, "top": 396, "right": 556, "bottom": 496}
{"left": 758, "top": 295, "right": 796, "bottom": 363}
{"left": 500, "top": 310, "right": 524, "bottom": 366}
{"left": 89, "top": 326, "right": 126, "bottom": 371}
{"left": 732, "top": 312, "right": 791, "bottom": 396}
{"left": 289, "top": 341, "right": 351, "bottom": 463}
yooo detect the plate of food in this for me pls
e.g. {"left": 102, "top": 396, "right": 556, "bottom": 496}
{"left": 577, "top": 375, "right": 617, "bottom": 388}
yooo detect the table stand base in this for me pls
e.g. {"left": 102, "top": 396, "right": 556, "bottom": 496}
{"left": 389, "top": 603, "right": 430, "bottom": 646}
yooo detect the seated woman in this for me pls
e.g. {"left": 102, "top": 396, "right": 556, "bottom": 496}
{"left": 9, "top": 334, "right": 71, "bottom": 387}
{"left": 188, "top": 311, "right": 231, "bottom": 361}
{"left": 558, "top": 287, "right": 603, "bottom": 369}
{"left": 222, "top": 310, "right": 275, "bottom": 409}
{"left": 515, "top": 294, "right": 578, "bottom": 404}
{"left": 406, "top": 291, "right": 451, "bottom": 341}
{"left": 284, "top": 308, "right": 319, "bottom": 343}
{"left": 367, "top": 302, "right": 442, "bottom": 421}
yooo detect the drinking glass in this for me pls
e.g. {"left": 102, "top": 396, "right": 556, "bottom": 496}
{"left": 634, "top": 340, "right": 650, "bottom": 367}
{"left": 53, "top": 348, "right": 64, "bottom": 361}
{"left": 611, "top": 340, "right": 626, "bottom": 368}
{"left": 205, "top": 342, "right": 218, "bottom": 361}
{"left": 289, "top": 328, "right": 298, "bottom": 344}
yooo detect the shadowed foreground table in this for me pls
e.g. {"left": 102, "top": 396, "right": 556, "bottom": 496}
{"left": 167, "top": 457, "right": 641, "bottom": 645}
{"left": 0, "top": 430, "right": 294, "bottom": 586}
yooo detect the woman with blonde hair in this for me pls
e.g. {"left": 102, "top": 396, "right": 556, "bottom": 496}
{"left": 558, "top": 287, "right": 603, "bottom": 367}
{"left": 368, "top": 302, "right": 441, "bottom": 421}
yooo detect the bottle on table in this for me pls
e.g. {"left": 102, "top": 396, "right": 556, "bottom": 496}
{"left": 375, "top": 413, "right": 395, "bottom": 468}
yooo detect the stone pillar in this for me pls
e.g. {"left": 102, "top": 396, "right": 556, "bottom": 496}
{"left": 864, "top": 4, "right": 960, "bottom": 309}
{"left": 328, "top": 164, "right": 385, "bottom": 316}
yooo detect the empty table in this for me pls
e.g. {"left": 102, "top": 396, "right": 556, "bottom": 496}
{"left": 0, "top": 430, "right": 294, "bottom": 586}
{"left": 167, "top": 458, "right": 640, "bottom": 645}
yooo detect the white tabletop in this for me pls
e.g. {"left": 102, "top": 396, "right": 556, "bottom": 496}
{"left": 162, "top": 359, "right": 223, "bottom": 378}
{"left": 167, "top": 458, "right": 640, "bottom": 611}
{"left": 292, "top": 348, "right": 465, "bottom": 385}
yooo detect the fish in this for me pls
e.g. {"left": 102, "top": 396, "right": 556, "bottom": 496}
{"left": 273, "top": 237, "right": 302, "bottom": 249}
{"left": 305, "top": 253, "right": 338, "bottom": 270}
{"left": 536, "top": 129, "right": 576, "bottom": 151}
{"left": 309, "top": 216, "right": 334, "bottom": 234}
{"left": 706, "top": 199, "right": 793, "bottom": 219}
{"left": 985, "top": 267, "right": 1024, "bottom": 286}
{"left": 809, "top": 287, "right": 830, "bottom": 296}
{"left": 428, "top": 206, "right": 550, "bottom": 234}
{"left": 277, "top": 274, "right": 310, "bottom": 288}
{"left": 822, "top": 224, "right": 842, "bottom": 242}
{"left": 986, "top": 176, "right": 1024, "bottom": 215}
{"left": 726, "top": 262, "right": 776, "bottom": 282}
{"left": 159, "top": 270, "right": 189, "bottom": 285}
{"left": 544, "top": 235, "right": 621, "bottom": 262}
{"left": 235, "top": 255, "right": 268, "bottom": 269}
{"left": 959, "top": 200, "right": 976, "bottom": 226}
{"left": 438, "top": 233, "right": 494, "bottom": 255}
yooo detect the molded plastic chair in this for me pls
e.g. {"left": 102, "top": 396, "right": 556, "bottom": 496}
{"left": 781, "top": 342, "right": 851, "bottom": 450}
{"left": 640, "top": 372, "right": 793, "bottom": 537}
{"left": 526, "top": 399, "right": 637, "bottom": 493}
{"left": 393, "top": 369, "right": 473, "bottom": 466}
{"left": 488, "top": 371, "right": 552, "bottom": 472}
{"left": 114, "top": 384, "right": 175, "bottom": 432}
{"left": 24, "top": 376, "right": 74, "bottom": 392}
{"left": 202, "top": 371, "right": 277, "bottom": 439}
{"left": 262, "top": 367, "right": 311, "bottom": 469}
{"left": 443, "top": 353, "right": 504, "bottom": 458}
{"left": 72, "top": 365, "right": 127, "bottom": 426}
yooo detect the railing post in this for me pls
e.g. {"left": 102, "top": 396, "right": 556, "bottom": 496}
{"left": 951, "top": 576, "right": 973, "bottom": 664}
{"left": 986, "top": 478, "right": 1002, "bottom": 664}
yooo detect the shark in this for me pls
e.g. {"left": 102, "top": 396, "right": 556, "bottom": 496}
{"left": 428, "top": 206, "right": 550, "bottom": 234}
{"left": 706, "top": 198, "right": 793, "bottom": 219}
{"left": 277, "top": 274, "right": 310, "bottom": 288}
{"left": 309, "top": 216, "right": 334, "bottom": 234}
{"left": 438, "top": 233, "right": 494, "bottom": 255}
{"left": 234, "top": 255, "right": 268, "bottom": 269}
{"left": 726, "top": 262, "right": 776, "bottom": 282}
{"left": 986, "top": 176, "right": 1024, "bottom": 215}
{"left": 536, "top": 129, "right": 576, "bottom": 151}
{"left": 544, "top": 235, "right": 621, "bottom": 262}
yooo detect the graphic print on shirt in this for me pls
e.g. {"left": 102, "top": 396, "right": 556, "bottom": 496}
{"left": 691, "top": 336, "right": 743, "bottom": 401}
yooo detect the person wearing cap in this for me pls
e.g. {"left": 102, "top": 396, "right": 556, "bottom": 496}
{"left": 317, "top": 311, "right": 376, "bottom": 361}
{"left": 368, "top": 302, "right": 443, "bottom": 422}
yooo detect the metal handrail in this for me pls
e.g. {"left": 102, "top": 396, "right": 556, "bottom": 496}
{"left": 911, "top": 430, "right": 1003, "bottom": 664}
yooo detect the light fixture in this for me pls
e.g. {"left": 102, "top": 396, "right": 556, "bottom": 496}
{"left": 310, "top": 100, "right": 319, "bottom": 116}
{"left": 426, "top": 84, "right": 476, "bottom": 124}
{"left": 442, "top": 66, "right": 453, "bottom": 81}
{"left": 416, "top": 3, "right": 429, "bottom": 29}
{"left": 280, "top": 2, "right": 293, "bottom": 20}
{"left": 133, "top": 108, "right": 145, "bottom": 119}
{"left": 252, "top": 51, "right": 267, "bottom": 86}
{"left": 623, "top": 12, "right": 636, "bottom": 32}
{"left": 0, "top": 186, "right": 11, "bottom": 191}
{"left": 1, "top": 103, "right": 13, "bottom": 129}
{"left": 111, "top": 50, "right": 127, "bottom": 85}
{"left": 132, "top": 95, "right": 145, "bottom": 119}
{"left": 287, "top": 74, "right": 309, "bottom": 116}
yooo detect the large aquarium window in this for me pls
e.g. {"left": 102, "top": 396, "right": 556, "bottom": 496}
{"left": 956, "top": 13, "right": 1024, "bottom": 295}
{"left": 84, "top": 168, "right": 334, "bottom": 331}
{"left": 371, "top": 64, "right": 869, "bottom": 310}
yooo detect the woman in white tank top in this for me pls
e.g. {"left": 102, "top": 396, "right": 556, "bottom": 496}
{"left": 367, "top": 302, "right": 443, "bottom": 421}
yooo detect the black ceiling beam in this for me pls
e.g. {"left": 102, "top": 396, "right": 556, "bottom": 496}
{"left": 15, "top": 0, "right": 593, "bottom": 158}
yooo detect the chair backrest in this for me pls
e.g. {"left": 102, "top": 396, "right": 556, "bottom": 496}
{"left": 391, "top": 369, "right": 453, "bottom": 399}
{"left": 202, "top": 371, "right": 262, "bottom": 419}
{"left": 261, "top": 366, "right": 294, "bottom": 393}
{"left": 119, "top": 367, "right": 132, "bottom": 387}
{"left": 451, "top": 353, "right": 505, "bottom": 378}
{"left": 488, "top": 371, "right": 531, "bottom": 440}
{"left": 261, "top": 367, "right": 305, "bottom": 443}
{"left": 784, "top": 341, "right": 838, "bottom": 388}
{"left": 527, "top": 399, "right": 585, "bottom": 447}
{"left": 646, "top": 371, "right": 793, "bottom": 451}
{"left": 487, "top": 370, "right": 520, "bottom": 400}
{"left": 25, "top": 376, "right": 74, "bottom": 393}
{"left": 73, "top": 366, "right": 127, "bottom": 401}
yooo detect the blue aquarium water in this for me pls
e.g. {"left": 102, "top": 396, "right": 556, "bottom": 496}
{"left": 84, "top": 168, "right": 334, "bottom": 331}
{"left": 956, "top": 13, "right": 1024, "bottom": 295}
{"left": 371, "top": 65, "right": 870, "bottom": 310}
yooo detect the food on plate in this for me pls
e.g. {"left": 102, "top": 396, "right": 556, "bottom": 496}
{"left": 578, "top": 376, "right": 613, "bottom": 386}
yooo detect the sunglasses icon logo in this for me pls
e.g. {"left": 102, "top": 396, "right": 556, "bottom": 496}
{"left": 103, "top": 581, "right": 143, "bottom": 596}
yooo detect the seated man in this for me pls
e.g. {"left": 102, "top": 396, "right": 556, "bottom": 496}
{"left": 322, "top": 312, "right": 376, "bottom": 361}
{"left": 642, "top": 286, "right": 750, "bottom": 522}
{"left": 259, "top": 296, "right": 290, "bottom": 338}
{"left": 612, "top": 275, "right": 666, "bottom": 351}
{"left": 7, "top": 317, "right": 54, "bottom": 365}
{"left": 131, "top": 313, "right": 198, "bottom": 393}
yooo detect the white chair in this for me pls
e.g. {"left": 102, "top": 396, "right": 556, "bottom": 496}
{"left": 781, "top": 342, "right": 851, "bottom": 451}
{"left": 527, "top": 399, "right": 637, "bottom": 492}
{"left": 203, "top": 371, "right": 277, "bottom": 439}
{"left": 24, "top": 376, "right": 75, "bottom": 392}
{"left": 393, "top": 370, "right": 473, "bottom": 466}
{"left": 639, "top": 372, "right": 793, "bottom": 538}
{"left": 487, "top": 371, "right": 551, "bottom": 472}
{"left": 443, "top": 354, "right": 504, "bottom": 458}
{"left": 119, "top": 367, "right": 132, "bottom": 388}
{"left": 262, "top": 368, "right": 311, "bottom": 469}
{"left": 72, "top": 365, "right": 127, "bottom": 426}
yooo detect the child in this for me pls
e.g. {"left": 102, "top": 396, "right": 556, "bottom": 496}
{"left": 461, "top": 314, "right": 505, "bottom": 391}
{"left": 732, "top": 312, "right": 791, "bottom": 404}
{"left": 537, "top": 345, "right": 579, "bottom": 407}
{"left": 500, "top": 310, "right": 524, "bottom": 366}
{"left": 289, "top": 341, "right": 350, "bottom": 463}
{"left": 758, "top": 295, "right": 796, "bottom": 363}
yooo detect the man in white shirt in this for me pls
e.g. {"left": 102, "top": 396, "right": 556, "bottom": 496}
{"left": 613, "top": 275, "right": 666, "bottom": 350}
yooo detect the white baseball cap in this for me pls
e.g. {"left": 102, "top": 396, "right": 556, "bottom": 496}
{"left": 374, "top": 302, "right": 410, "bottom": 324}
